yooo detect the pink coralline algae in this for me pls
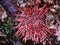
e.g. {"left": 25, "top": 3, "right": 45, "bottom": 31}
{"left": 14, "top": 0, "right": 55, "bottom": 43}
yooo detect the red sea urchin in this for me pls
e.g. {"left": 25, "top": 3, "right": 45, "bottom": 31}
{"left": 14, "top": 0, "right": 55, "bottom": 43}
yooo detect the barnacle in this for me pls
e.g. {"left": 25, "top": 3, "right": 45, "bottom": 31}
{"left": 0, "top": 5, "right": 7, "bottom": 22}
{"left": 14, "top": 0, "right": 56, "bottom": 43}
